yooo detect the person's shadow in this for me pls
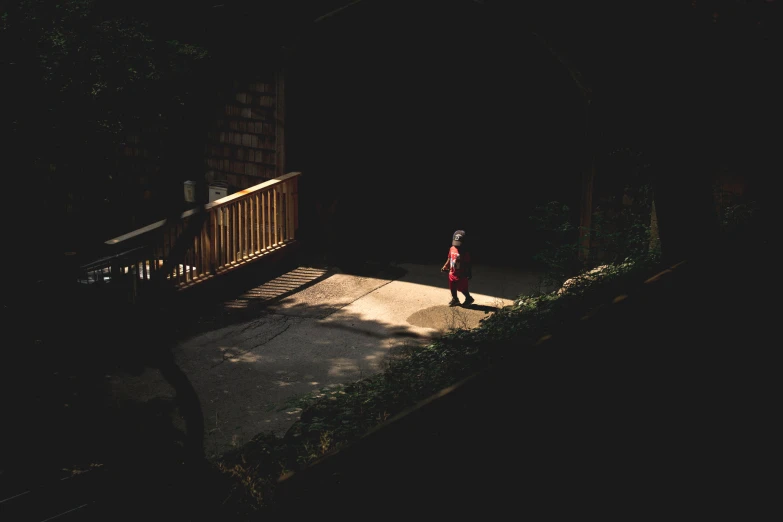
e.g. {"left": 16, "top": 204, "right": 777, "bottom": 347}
{"left": 461, "top": 303, "right": 498, "bottom": 313}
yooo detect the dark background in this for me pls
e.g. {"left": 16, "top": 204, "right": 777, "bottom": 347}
{"left": 3, "top": 0, "right": 779, "bottom": 276}
{"left": 283, "top": 0, "right": 584, "bottom": 266}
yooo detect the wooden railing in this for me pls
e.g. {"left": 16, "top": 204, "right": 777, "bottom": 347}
{"left": 79, "top": 172, "right": 301, "bottom": 300}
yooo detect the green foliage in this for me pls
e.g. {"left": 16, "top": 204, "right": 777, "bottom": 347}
{"left": 588, "top": 183, "right": 656, "bottom": 264}
{"left": 712, "top": 181, "right": 762, "bottom": 236}
{"left": 528, "top": 201, "right": 582, "bottom": 287}
{"left": 216, "top": 257, "right": 660, "bottom": 511}
{"left": 720, "top": 200, "right": 760, "bottom": 233}
{"left": 529, "top": 149, "right": 659, "bottom": 288}
{"left": 2, "top": 0, "right": 212, "bottom": 241}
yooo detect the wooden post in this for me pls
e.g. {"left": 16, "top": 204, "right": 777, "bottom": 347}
{"left": 286, "top": 181, "right": 293, "bottom": 240}
{"left": 293, "top": 176, "right": 299, "bottom": 235}
{"left": 266, "top": 190, "right": 271, "bottom": 248}
{"left": 209, "top": 208, "right": 222, "bottom": 275}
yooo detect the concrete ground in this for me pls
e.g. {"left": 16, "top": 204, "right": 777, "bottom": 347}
{"left": 108, "top": 263, "right": 543, "bottom": 458}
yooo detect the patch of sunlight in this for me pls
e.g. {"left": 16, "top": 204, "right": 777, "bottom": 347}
{"left": 234, "top": 266, "right": 328, "bottom": 303}
{"left": 228, "top": 352, "right": 262, "bottom": 363}
{"left": 364, "top": 350, "right": 387, "bottom": 361}
{"left": 327, "top": 357, "right": 360, "bottom": 377}
{"left": 309, "top": 381, "right": 319, "bottom": 386}
{"left": 274, "top": 380, "right": 296, "bottom": 387}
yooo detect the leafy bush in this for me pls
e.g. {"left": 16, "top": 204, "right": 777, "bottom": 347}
{"left": 528, "top": 201, "right": 582, "bottom": 287}
{"left": 529, "top": 181, "right": 658, "bottom": 289}
{"left": 216, "top": 256, "right": 660, "bottom": 512}
{"left": 589, "top": 183, "right": 657, "bottom": 264}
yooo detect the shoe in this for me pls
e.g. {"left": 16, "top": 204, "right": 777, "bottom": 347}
{"left": 448, "top": 298, "right": 460, "bottom": 307}
{"left": 462, "top": 296, "right": 475, "bottom": 307}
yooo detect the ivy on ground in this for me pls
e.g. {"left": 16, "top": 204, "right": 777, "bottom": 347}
{"left": 215, "top": 256, "right": 661, "bottom": 512}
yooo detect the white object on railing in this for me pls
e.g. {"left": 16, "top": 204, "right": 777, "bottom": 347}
{"left": 208, "top": 182, "right": 228, "bottom": 203}
{"left": 184, "top": 180, "right": 197, "bottom": 203}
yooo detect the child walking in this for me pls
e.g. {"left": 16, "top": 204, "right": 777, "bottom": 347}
{"left": 441, "top": 230, "right": 474, "bottom": 307}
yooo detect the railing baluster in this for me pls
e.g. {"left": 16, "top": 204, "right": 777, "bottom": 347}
{"left": 169, "top": 225, "right": 175, "bottom": 281}
{"left": 264, "top": 190, "right": 270, "bottom": 250}
{"left": 232, "top": 203, "right": 238, "bottom": 264}
{"left": 244, "top": 197, "right": 250, "bottom": 258}
{"left": 191, "top": 232, "right": 197, "bottom": 280}
{"left": 231, "top": 205, "right": 235, "bottom": 264}
{"left": 142, "top": 253, "right": 148, "bottom": 283}
{"left": 293, "top": 176, "right": 299, "bottom": 234}
{"left": 282, "top": 181, "right": 288, "bottom": 241}
{"left": 188, "top": 235, "right": 195, "bottom": 283}
{"left": 212, "top": 209, "right": 219, "bottom": 272}
{"left": 286, "top": 180, "right": 293, "bottom": 241}
{"left": 240, "top": 198, "right": 246, "bottom": 259}
{"left": 280, "top": 183, "right": 287, "bottom": 241}
{"left": 238, "top": 199, "right": 244, "bottom": 260}
{"left": 225, "top": 206, "right": 230, "bottom": 267}
{"left": 251, "top": 197, "right": 256, "bottom": 254}
{"left": 150, "top": 244, "right": 157, "bottom": 280}
{"left": 200, "top": 221, "right": 206, "bottom": 277}
{"left": 225, "top": 204, "right": 230, "bottom": 265}
{"left": 228, "top": 205, "right": 232, "bottom": 265}
{"left": 254, "top": 193, "right": 261, "bottom": 253}
{"left": 273, "top": 188, "right": 278, "bottom": 246}
{"left": 184, "top": 222, "right": 190, "bottom": 283}
{"left": 242, "top": 197, "right": 252, "bottom": 258}
{"left": 165, "top": 227, "right": 172, "bottom": 280}
{"left": 175, "top": 222, "right": 183, "bottom": 283}
{"left": 198, "top": 227, "right": 203, "bottom": 277}
{"left": 131, "top": 262, "right": 137, "bottom": 302}
{"left": 223, "top": 206, "right": 229, "bottom": 267}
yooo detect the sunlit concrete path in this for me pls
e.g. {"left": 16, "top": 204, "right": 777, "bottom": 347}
{"left": 109, "top": 263, "right": 543, "bottom": 458}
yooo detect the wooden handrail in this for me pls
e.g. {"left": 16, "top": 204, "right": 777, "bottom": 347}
{"left": 83, "top": 172, "right": 302, "bottom": 300}
{"left": 105, "top": 172, "right": 302, "bottom": 246}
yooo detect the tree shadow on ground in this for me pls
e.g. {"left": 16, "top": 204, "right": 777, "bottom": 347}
{"left": 0, "top": 248, "right": 540, "bottom": 519}
{"left": 0, "top": 280, "right": 232, "bottom": 520}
